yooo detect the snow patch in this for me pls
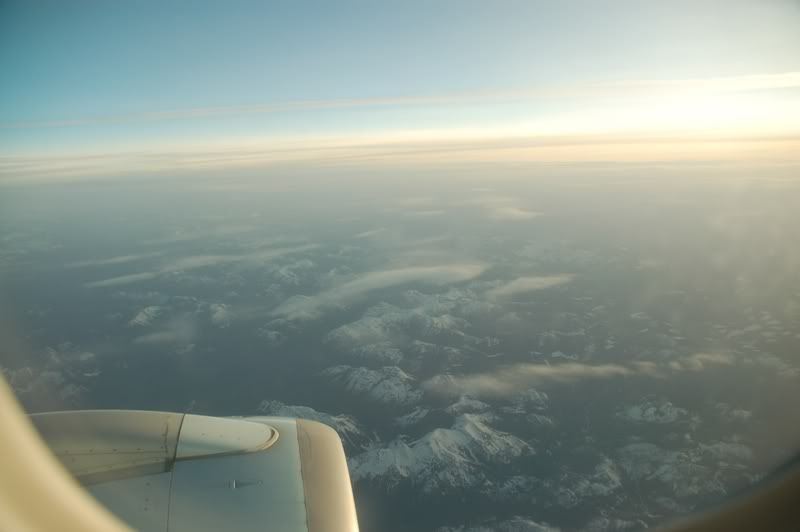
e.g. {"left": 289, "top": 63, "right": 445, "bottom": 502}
{"left": 256, "top": 400, "right": 370, "bottom": 451}
{"left": 128, "top": 305, "right": 162, "bottom": 327}
{"left": 394, "top": 407, "right": 430, "bottom": 428}
{"left": 437, "top": 516, "right": 559, "bottom": 532}
{"left": 321, "top": 365, "right": 422, "bottom": 406}
{"left": 500, "top": 388, "right": 550, "bottom": 415}
{"left": 349, "top": 414, "right": 531, "bottom": 493}
{"left": 558, "top": 458, "right": 623, "bottom": 507}
{"left": 617, "top": 440, "right": 752, "bottom": 499}
{"left": 209, "top": 303, "right": 232, "bottom": 328}
{"left": 349, "top": 343, "right": 404, "bottom": 365}
{"left": 256, "top": 328, "right": 286, "bottom": 347}
{"left": 619, "top": 396, "right": 688, "bottom": 424}
{"left": 445, "top": 396, "right": 491, "bottom": 416}
{"left": 714, "top": 402, "right": 753, "bottom": 422}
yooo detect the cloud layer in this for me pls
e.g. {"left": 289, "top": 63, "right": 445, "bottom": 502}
{"left": 132, "top": 315, "right": 196, "bottom": 347}
{"left": 85, "top": 244, "right": 316, "bottom": 288}
{"left": 273, "top": 263, "right": 486, "bottom": 320}
{"left": 486, "top": 275, "right": 574, "bottom": 300}
{"left": 487, "top": 206, "right": 544, "bottom": 221}
{"left": 423, "top": 352, "right": 737, "bottom": 399}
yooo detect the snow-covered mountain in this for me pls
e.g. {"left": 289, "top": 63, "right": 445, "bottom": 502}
{"left": 324, "top": 300, "right": 471, "bottom": 347}
{"left": 323, "top": 295, "right": 494, "bottom": 368}
{"left": 553, "top": 458, "right": 623, "bottom": 508}
{"left": 325, "top": 308, "right": 400, "bottom": 350}
{"left": 128, "top": 305, "right": 162, "bottom": 327}
{"left": 208, "top": 303, "right": 231, "bottom": 328}
{"left": 321, "top": 365, "right": 423, "bottom": 406}
{"left": 618, "top": 396, "right": 688, "bottom": 424}
{"left": 485, "top": 456, "right": 622, "bottom": 510}
{"left": 444, "top": 395, "right": 491, "bottom": 415}
{"left": 436, "top": 516, "right": 560, "bottom": 532}
{"left": 347, "top": 342, "right": 405, "bottom": 365}
{"left": 499, "top": 388, "right": 550, "bottom": 415}
{"left": 256, "top": 399, "right": 372, "bottom": 452}
{"left": 617, "top": 440, "right": 754, "bottom": 500}
{"left": 349, "top": 413, "right": 531, "bottom": 493}
{"left": 393, "top": 406, "right": 430, "bottom": 428}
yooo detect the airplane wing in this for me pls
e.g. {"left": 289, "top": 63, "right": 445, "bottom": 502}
{"left": 30, "top": 410, "right": 359, "bottom": 532}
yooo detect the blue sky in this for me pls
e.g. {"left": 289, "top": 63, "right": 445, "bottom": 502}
{"left": 1, "top": 0, "right": 799, "bottom": 179}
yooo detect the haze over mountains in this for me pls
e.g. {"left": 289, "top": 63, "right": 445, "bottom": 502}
{"left": 1, "top": 171, "right": 799, "bottom": 531}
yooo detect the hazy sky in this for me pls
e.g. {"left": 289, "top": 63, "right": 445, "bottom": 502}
{"left": 1, "top": 0, "right": 800, "bottom": 180}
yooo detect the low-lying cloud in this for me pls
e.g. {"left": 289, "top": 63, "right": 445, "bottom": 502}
{"left": 273, "top": 263, "right": 487, "bottom": 320}
{"left": 85, "top": 244, "right": 316, "bottom": 288}
{"left": 85, "top": 272, "right": 160, "bottom": 288}
{"left": 487, "top": 206, "right": 544, "bottom": 221}
{"left": 423, "top": 352, "right": 736, "bottom": 399}
{"left": 354, "top": 228, "right": 386, "bottom": 239}
{"left": 486, "top": 274, "right": 574, "bottom": 300}
{"left": 132, "top": 315, "right": 196, "bottom": 346}
{"left": 67, "top": 252, "right": 163, "bottom": 268}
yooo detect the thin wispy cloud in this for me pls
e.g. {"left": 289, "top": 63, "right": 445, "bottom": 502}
{"left": 486, "top": 275, "right": 575, "bottom": 300}
{"left": 143, "top": 225, "right": 262, "bottom": 245}
{"left": 66, "top": 252, "right": 163, "bottom": 268}
{"left": 133, "top": 315, "right": 196, "bottom": 346}
{"left": 273, "top": 263, "right": 487, "bottom": 320}
{"left": 487, "top": 206, "right": 543, "bottom": 221}
{"left": 3, "top": 72, "right": 799, "bottom": 131}
{"left": 609, "top": 72, "right": 800, "bottom": 96}
{"left": 1, "top": 94, "right": 487, "bottom": 130}
{"left": 354, "top": 228, "right": 386, "bottom": 239}
{"left": 666, "top": 351, "right": 737, "bottom": 372}
{"left": 85, "top": 272, "right": 160, "bottom": 288}
{"left": 404, "top": 209, "right": 446, "bottom": 218}
{"left": 85, "top": 244, "right": 316, "bottom": 288}
{"left": 4, "top": 132, "right": 800, "bottom": 184}
{"left": 455, "top": 194, "right": 544, "bottom": 221}
{"left": 423, "top": 352, "right": 737, "bottom": 399}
